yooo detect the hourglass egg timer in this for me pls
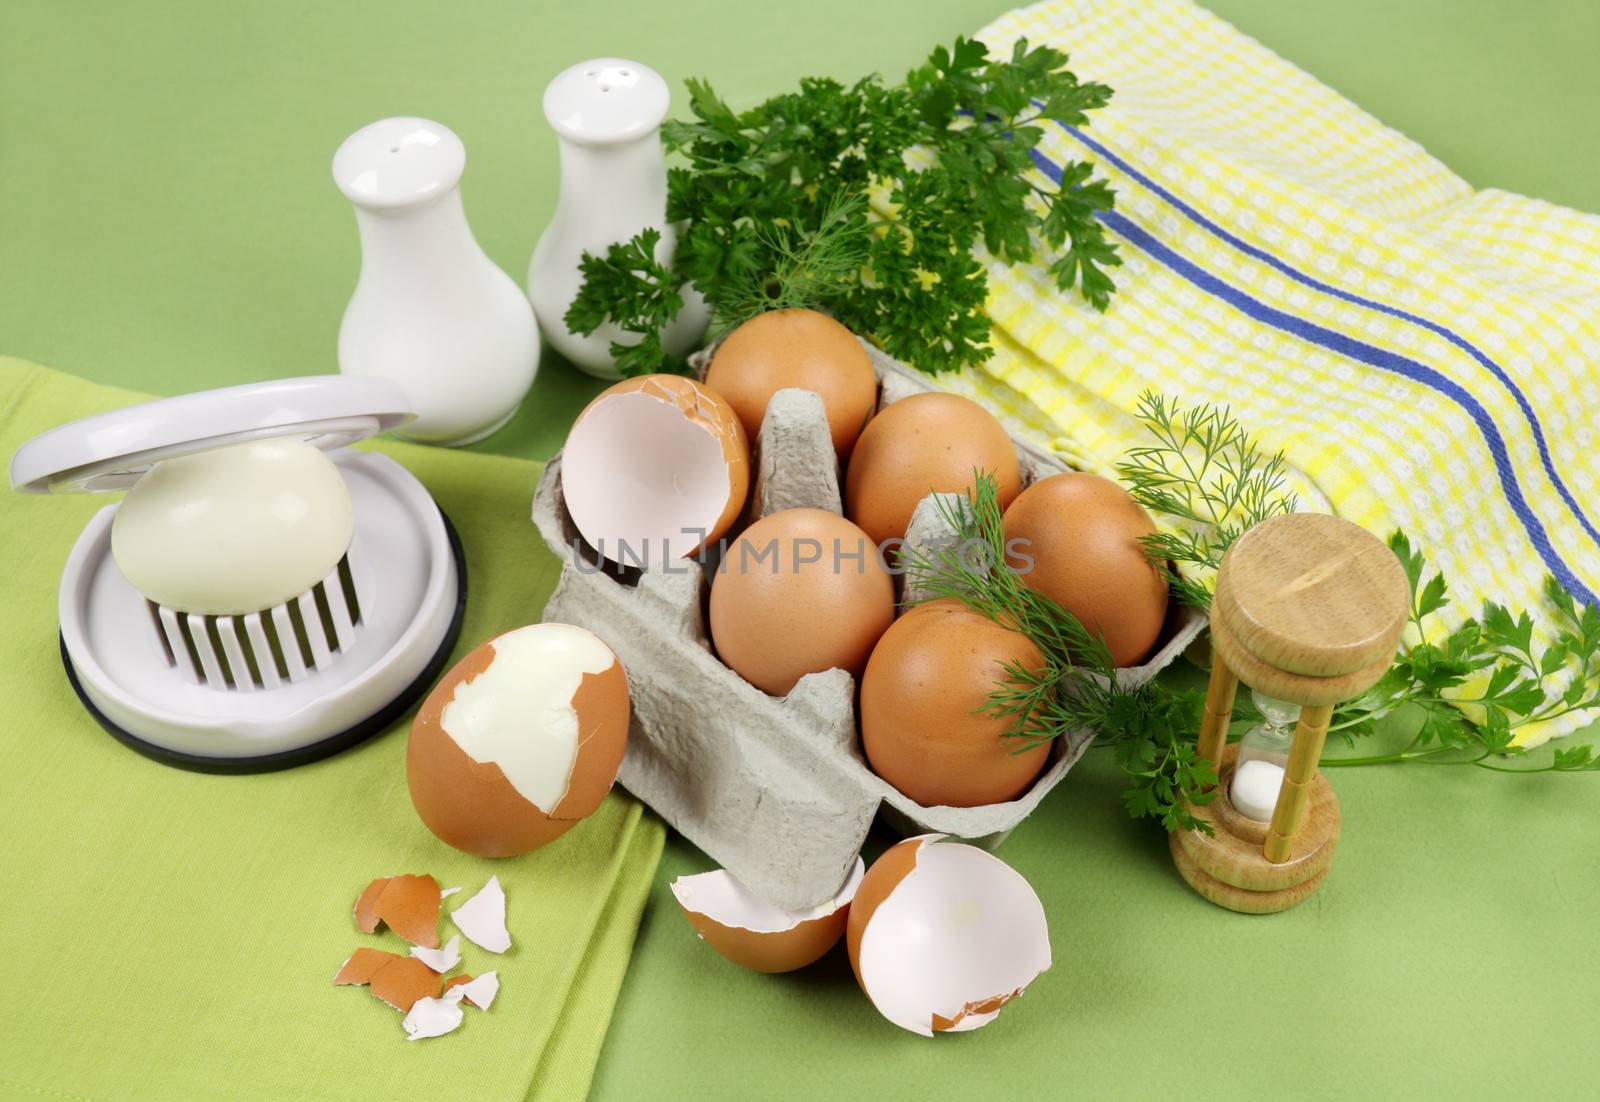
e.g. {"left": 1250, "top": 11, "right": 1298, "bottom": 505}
{"left": 9, "top": 376, "right": 467, "bottom": 772}
{"left": 1170, "top": 512, "right": 1410, "bottom": 913}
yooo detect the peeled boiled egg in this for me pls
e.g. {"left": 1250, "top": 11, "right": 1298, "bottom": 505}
{"left": 672, "top": 856, "right": 864, "bottom": 973}
{"left": 844, "top": 392, "right": 1021, "bottom": 546}
{"left": 562, "top": 375, "right": 749, "bottom": 567}
{"left": 860, "top": 600, "right": 1050, "bottom": 807}
{"left": 1002, "top": 472, "right": 1168, "bottom": 666}
{"left": 708, "top": 508, "right": 895, "bottom": 696}
{"left": 703, "top": 309, "right": 878, "bottom": 459}
{"left": 110, "top": 438, "right": 352, "bottom": 614}
{"left": 407, "top": 623, "right": 630, "bottom": 857}
{"left": 847, "top": 835, "right": 1050, "bottom": 1035}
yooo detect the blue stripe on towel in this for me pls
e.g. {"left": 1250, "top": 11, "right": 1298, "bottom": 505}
{"left": 1027, "top": 146, "right": 1597, "bottom": 607}
{"left": 1048, "top": 119, "right": 1600, "bottom": 552}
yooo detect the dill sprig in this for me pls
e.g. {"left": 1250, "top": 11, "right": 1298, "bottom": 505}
{"left": 1116, "top": 391, "right": 1298, "bottom": 608}
{"left": 708, "top": 191, "right": 869, "bottom": 337}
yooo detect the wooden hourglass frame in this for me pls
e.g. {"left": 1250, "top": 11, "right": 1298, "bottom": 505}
{"left": 1170, "top": 512, "right": 1410, "bottom": 914}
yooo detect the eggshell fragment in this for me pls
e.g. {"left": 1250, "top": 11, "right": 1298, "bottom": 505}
{"left": 333, "top": 948, "right": 440, "bottom": 1013}
{"left": 672, "top": 856, "right": 864, "bottom": 973}
{"left": 409, "top": 935, "right": 461, "bottom": 974}
{"left": 451, "top": 876, "right": 511, "bottom": 954}
{"left": 407, "top": 624, "right": 630, "bottom": 857}
{"left": 352, "top": 874, "right": 441, "bottom": 948}
{"left": 846, "top": 835, "right": 1050, "bottom": 1036}
{"left": 455, "top": 971, "right": 499, "bottom": 1010}
{"left": 403, "top": 992, "right": 465, "bottom": 1041}
{"left": 562, "top": 374, "right": 750, "bottom": 567}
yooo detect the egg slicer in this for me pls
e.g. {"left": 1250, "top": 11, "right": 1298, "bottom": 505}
{"left": 9, "top": 375, "right": 467, "bottom": 773}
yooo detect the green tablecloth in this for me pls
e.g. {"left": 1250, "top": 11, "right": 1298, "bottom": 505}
{"left": 3, "top": 1, "right": 1598, "bottom": 1099}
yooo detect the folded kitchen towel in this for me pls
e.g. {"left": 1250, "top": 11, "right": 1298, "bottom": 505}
{"left": 0, "top": 358, "right": 663, "bottom": 1102}
{"left": 945, "top": 0, "right": 1600, "bottom": 742}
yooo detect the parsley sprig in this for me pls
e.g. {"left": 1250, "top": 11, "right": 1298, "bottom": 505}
{"left": 564, "top": 36, "right": 1120, "bottom": 376}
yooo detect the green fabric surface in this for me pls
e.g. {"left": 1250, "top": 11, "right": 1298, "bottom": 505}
{"left": 4, "top": 1, "right": 1600, "bottom": 1100}
{"left": 0, "top": 358, "right": 664, "bottom": 1102}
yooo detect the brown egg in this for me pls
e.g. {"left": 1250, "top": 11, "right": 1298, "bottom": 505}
{"left": 709, "top": 508, "right": 895, "bottom": 696}
{"left": 671, "top": 858, "right": 863, "bottom": 974}
{"left": 844, "top": 392, "right": 1021, "bottom": 546}
{"left": 860, "top": 601, "right": 1050, "bottom": 807}
{"left": 1001, "top": 472, "right": 1168, "bottom": 667}
{"left": 407, "top": 624, "right": 630, "bottom": 857}
{"left": 704, "top": 309, "right": 878, "bottom": 460}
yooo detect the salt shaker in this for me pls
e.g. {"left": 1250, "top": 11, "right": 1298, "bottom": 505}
{"left": 528, "top": 58, "right": 708, "bottom": 379}
{"left": 334, "top": 117, "right": 539, "bottom": 446}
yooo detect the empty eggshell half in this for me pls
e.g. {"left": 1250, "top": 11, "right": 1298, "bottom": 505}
{"left": 407, "top": 624, "right": 630, "bottom": 857}
{"left": 561, "top": 374, "right": 750, "bottom": 567}
{"left": 672, "top": 856, "right": 865, "bottom": 973}
{"left": 847, "top": 835, "right": 1050, "bottom": 1036}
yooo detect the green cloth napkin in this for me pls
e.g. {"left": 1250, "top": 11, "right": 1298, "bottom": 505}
{"left": 0, "top": 357, "right": 663, "bottom": 1102}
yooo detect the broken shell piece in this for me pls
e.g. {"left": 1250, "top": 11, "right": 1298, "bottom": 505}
{"left": 334, "top": 948, "right": 440, "bottom": 1013}
{"left": 407, "top": 624, "right": 631, "bottom": 857}
{"left": 451, "top": 876, "right": 511, "bottom": 953}
{"left": 846, "top": 835, "right": 1050, "bottom": 1036}
{"left": 402, "top": 993, "right": 465, "bottom": 1041}
{"left": 561, "top": 374, "right": 750, "bottom": 566}
{"left": 352, "top": 874, "right": 442, "bottom": 948}
{"left": 440, "top": 886, "right": 463, "bottom": 900}
{"left": 410, "top": 934, "right": 461, "bottom": 974}
{"left": 672, "top": 857, "right": 864, "bottom": 973}
{"left": 456, "top": 971, "right": 499, "bottom": 1010}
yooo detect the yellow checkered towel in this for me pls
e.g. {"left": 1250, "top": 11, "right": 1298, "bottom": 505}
{"left": 946, "top": 0, "right": 1600, "bottom": 742}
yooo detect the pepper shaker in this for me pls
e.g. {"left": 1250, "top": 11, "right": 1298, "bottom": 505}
{"left": 334, "top": 117, "right": 539, "bottom": 446}
{"left": 529, "top": 58, "right": 709, "bottom": 379}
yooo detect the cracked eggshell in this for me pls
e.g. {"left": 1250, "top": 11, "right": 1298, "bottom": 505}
{"left": 672, "top": 856, "right": 865, "bottom": 973}
{"left": 846, "top": 835, "right": 1050, "bottom": 1036}
{"left": 561, "top": 374, "right": 749, "bottom": 566}
{"left": 407, "top": 624, "right": 630, "bottom": 857}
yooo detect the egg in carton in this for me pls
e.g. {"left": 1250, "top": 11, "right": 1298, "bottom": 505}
{"left": 532, "top": 343, "right": 1204, "bottom": 910}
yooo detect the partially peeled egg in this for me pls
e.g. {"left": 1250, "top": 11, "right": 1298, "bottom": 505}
{"left": 407, "top": 624, "right": 630, "bottom": 857}
{"left": 672, "top": 857, "right": 864, "bottom": 973}
{"left": 847, "top": 835, "right": 1050, "bottom": 1036}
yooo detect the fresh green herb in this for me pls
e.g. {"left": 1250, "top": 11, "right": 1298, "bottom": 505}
{"left": 1116, "top": 391, "right": 1298, "bottom": 609}
{"left": 905, "top": 400, "right": 1600, "bottom": 836}
{"left": 564, "top": 228, "right": 687, "bottom": 376}
{"left": 1323, "top": 537, "right": 1600, "bottom": 772}
{"left": 564, "top": 35, "right": 1120, "bottom": 376}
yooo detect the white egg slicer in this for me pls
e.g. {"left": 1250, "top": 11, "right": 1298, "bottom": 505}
{"left": 9, "top": 375, "right": 467, "bottom": 772}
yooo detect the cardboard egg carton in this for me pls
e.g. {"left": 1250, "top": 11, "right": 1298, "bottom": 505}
{"left": 532, "top": 344, "right": 1204, "bottom": 910}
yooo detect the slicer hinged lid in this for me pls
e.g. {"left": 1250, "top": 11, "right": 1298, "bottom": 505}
{"left": 9, "top": 375, "right": 413, "bottom": 494}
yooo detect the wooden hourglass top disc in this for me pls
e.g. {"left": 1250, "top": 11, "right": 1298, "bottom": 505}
{"left": 1212, "top": 512, "right": 1410, "bottom": 681}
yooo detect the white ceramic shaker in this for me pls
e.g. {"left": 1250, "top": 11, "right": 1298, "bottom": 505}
{"left": 334, "top": 117, "right": 539, "bottom": 446}
{"left": 529, "top": 58, "right": 709, "bottom": 379}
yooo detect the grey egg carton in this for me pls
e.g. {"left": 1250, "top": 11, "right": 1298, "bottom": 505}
{"left": 532, "top": 343, "right": 1204, "bottom": 910}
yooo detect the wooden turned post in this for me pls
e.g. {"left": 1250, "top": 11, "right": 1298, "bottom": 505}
{"left": 1196, "top": 658, "right": 1238, "bottom": 778}
{"left": 1170, "top": 513, "right": 1410, "bottom": 914}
